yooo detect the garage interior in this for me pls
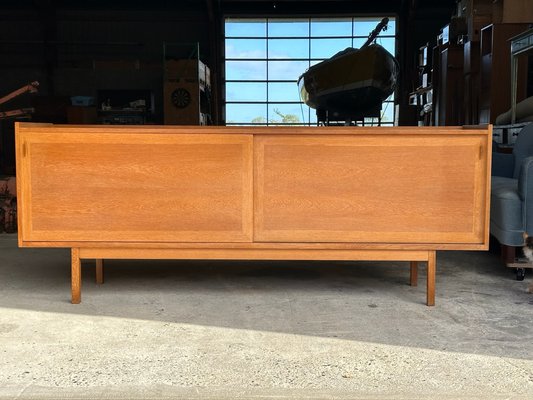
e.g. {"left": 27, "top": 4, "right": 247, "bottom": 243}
{"left": 1, "top": 1, "right": 533, "bottom": 399}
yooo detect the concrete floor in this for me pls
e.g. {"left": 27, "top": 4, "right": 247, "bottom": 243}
{"left": 0, "top": 234, "right": 532, "bottom": 399}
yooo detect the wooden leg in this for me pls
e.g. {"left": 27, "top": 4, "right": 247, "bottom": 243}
{"left": 71, "top": 248, "right": 81, "bottom": 304}
{"left": 427, "top": 251, "right": 436, "bottom": 306}
{"left": 410, "top": 261, "right": 418, "bottom": 287}
{"left": 96, "top": 259, "right": 104, "bottom": 284}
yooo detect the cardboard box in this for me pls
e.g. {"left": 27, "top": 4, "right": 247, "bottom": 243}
{"left": 503, "top": 0, "right": 533, "bottom": 23}
{"left": 464, "top": 0, "right": 503, "bottom": 41}
{"left": 67, "top": 106, "right": 97, "bottom": 124}
{"left": 0, "top": 176, "right": 16, "bottom": 198}
{"left": 469, "top": 14, "right": 493, "bottom": 42}
{"left": 467, "top": 0, "right": 497, "bottom": 16}
{"left": 70, "top": 96, "right": 95, "bottom": 106}
{"left": 0, "top": 176, "right": 17, "bottom": 233}
{"left": 163, "top": 81, "right": 200, "bottom": 125}
{"left": 165, "top": 59, "right": 208, "bottom": 82}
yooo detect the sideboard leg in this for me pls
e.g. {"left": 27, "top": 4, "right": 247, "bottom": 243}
{"left": 71, "top": 248, "right": 81, "bottom": 304}
{"left": 427, "top": 251, "right": 436, "bottom": 306}
{"left": 410, "top": 261, "right": 418, "bottom": 286}
{"left": 95, "top": 259, "right": 104, "bottom": 284}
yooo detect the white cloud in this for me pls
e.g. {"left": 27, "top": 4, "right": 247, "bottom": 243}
{"left": 225, "top": 44, "right": 265, "bottom": 59}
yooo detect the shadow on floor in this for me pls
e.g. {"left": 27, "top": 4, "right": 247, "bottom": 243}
{"left": 1, "top": 234, "right": 532, "bottom": 360}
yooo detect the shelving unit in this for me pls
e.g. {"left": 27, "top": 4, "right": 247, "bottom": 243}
{"left": 96, "top": 89, "right": 153, "bottom": 125}
{"left": 163, "top": 43, "right": 211, "bottom": 125}
{"left": 463, "top": 40, "right": 480, "bottom": 124}
{"left": 510, "top": 28, "right": 533, "bottom": 123}
{"left": 409, "top": 44, "right": 434, "bottom": 126}
{"left": 479, "top": 23, "right": 529, "bottom": 124}
{"left": 435, "top": 43, "right": 464, "bottom": 126}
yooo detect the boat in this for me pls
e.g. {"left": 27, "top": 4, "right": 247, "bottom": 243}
{"left": 297, "top": 18, "right": 399, "bottom": 122}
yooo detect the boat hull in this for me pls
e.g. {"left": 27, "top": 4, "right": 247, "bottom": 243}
{"left": 298, "top": 44, "right": 399, "bottom": 118}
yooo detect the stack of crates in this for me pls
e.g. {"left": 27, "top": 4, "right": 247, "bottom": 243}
{"left": 0, "top": 177, "right": 17, "bottom": 233}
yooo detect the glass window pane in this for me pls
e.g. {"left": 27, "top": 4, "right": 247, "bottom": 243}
{"left": 381, "top": 101, "right": 394, "bottom": 123}
{"left": 353, "top": 37, "right": 395, "bottom": 54}
{"left": 226, "top": 39, "right": 266, "bottom": 59}
{"left": 268, "top": 60, "right": 308, "bottom": 80}
{"left": 226, "top": 103, "right": 267, "bottom": 124}
{"left": 225, "top": 19, "right": 266, "bottom": 37}
{"left": 353, "top": 37, "right": 367, "bottom": 49}
{"left": 226, "top": 82, "right": 267, "bottom": 102}
{"left": 268, "top": 104, "right": 306, "bottom": 125}
{"left": 268, "top": 38, "right": 309, "bottom": 59}
{"left": 296, "top": 104, "right": 316, "bottom": 125}
{"left": 353, "top": 19, "right": 382, "bottom": 37}
{"left": 225, "top": 60, "right": 266, "bottom": 80}
{"left": 268, "top": 82, "right": 302, "bottom": 102}
{"left": 311, "top": 18, "right": 352, "bottom": 37}
{"left": 309, "top": 110, "right": 317, "bottom": 124}
{"left": 269, "top": 19, "right": 309, "bottom": 37}
{"left": 374, "top": 37, "right": 396, "bottom": 55}
{"left": 383, "top": 18, "right": 396, "bottom": 35}
{"left": 364, "top": 117, "right": 380, "bottom": 125}
{"left": 311, "top": 38, "right": 352, "bottom": 59}
{"left": 226, "top": 123, "right": 263, "bottom": 126}
{"left": 224, "top": 17, "right": 396, "bottom": 126}
{"left": 297, "top": 106, "right": 317, "bottom": 125}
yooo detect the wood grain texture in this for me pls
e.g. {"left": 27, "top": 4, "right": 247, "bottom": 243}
{"left": 15, "top": 123, "right": 491, "bottom": 250}
{"left": 95, "top": 259, "right": 104, "bottom": 284}
{"left": 427, "top": 251, "right": 436, "bottom": 306}
{"left": 12, "top": 123, "right": 492, "bottom": 306}
{"left": 17, "top": 240, "right": 489, "bottom": 251}
{"left": 410, "top": 261, "right": 418, "bottom": 287}
{"left": 255, "top": 134, "right": 490, "bottom": 245}
{"left": 17, "top": 125, "right": 253, "bottom": 243}
{"left": 78, "top": 247, "right": 430, "bottom": 261}
{"left": 71, "top": 248, "right": 81, "bottom": 304}
{"left": 16, "top": 123, "right": 488, "bottom": 136}
{"left": 15, "top": 123, "right": 492, "bottom": 306}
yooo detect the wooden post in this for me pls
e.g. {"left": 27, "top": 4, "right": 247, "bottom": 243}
{"left": 95, "top": 259, "right": 104, "bottom": 284}
{"left": 71, "top": 248, "right": 81, "bottom": 304}
{"left": 427, "top": 251, "right": 436, "bottom": 306}
{"left": 410, "top": 261, "right": 418, "bottom": 286}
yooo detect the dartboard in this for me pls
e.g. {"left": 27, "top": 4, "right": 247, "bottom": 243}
{"left": 171, "top": 88, "right": 191, "bottom": 108}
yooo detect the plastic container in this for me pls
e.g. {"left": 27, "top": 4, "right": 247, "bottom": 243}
{"left": 70, "top": 96, "right": 95, "bottom": 106}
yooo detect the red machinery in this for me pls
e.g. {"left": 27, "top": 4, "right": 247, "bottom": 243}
{"left": 0, "top": 81, "right": 39, "bottom": 232}
{"left": 0, "top": 81, "right": 39, "bottom": 119}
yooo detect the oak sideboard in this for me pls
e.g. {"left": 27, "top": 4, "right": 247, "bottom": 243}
{"left": 15, "top": 122, "right": 492, "bottom": 305}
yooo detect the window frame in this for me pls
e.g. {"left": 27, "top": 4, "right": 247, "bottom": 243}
{"left": 223, "top": 16, "right": 398, "bottom": 126}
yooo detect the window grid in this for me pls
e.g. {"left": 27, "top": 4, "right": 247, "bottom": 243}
{"left": 225, "top": 17, "right": 396, "bottom": 126}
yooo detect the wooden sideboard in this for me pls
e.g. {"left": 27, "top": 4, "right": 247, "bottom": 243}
{"left": 15, "top": 123, "right": 492, "bottom": 305}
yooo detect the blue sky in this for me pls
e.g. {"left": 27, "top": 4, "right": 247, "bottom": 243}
{"left": 224, "top": 18, "right": 396, "bottom": 125}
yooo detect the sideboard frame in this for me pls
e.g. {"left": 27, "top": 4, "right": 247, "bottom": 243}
{"left": 15, "top": 123, "right": 492, "bottom": 306}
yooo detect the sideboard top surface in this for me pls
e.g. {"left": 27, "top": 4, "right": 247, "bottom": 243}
{"left": 15, "top": 122, "right": 490, "bottom": 136}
